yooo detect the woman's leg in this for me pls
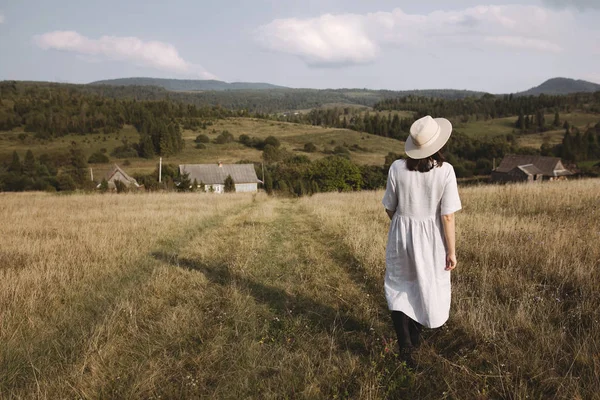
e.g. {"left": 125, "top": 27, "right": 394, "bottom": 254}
{"left": 391, "top": 311, "right": 412, "bottom": 349}
{"left": 408, "top": 319, "right": 423, "bottom": 347}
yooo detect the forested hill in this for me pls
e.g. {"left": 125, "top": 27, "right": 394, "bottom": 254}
{"left": 90, "top": 77, "right": 288, "bottom": 91}
{"left": 2, "top": 80, "right": 484, "bottom": 113}
{"left": 516, "top": 78, "right": 600, "bottom": 96}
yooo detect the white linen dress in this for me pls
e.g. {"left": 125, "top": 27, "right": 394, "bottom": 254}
{"left": 382, "top": 159, "right": 462, "bottom": 329}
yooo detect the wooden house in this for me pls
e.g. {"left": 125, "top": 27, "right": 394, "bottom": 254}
{"left": 492, "top": 155, "right": 573, "bottom": 183}
{"left": 179, "top": 162, "right": 261, "bottom": 193}
{"left": 98, "top": 164, "right": 141, "bottom": 190}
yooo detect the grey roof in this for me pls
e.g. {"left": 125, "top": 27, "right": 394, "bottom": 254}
{"left": 495, "top": 155, "right": 573, "bottom": 176}
{"left": 179, "top": 164, "right": 260, "bottom": 185}
{"left": 105, "top": 164, "right": 140, "bottom": 186}
{"left": 516, "top": 164, "right": 543, "bottom": 176}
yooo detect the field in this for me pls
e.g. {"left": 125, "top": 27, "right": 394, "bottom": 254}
{"left": 1, "top": 111, "right": 599, "bottom": 179}
{"left": 453, "top": 112, "right": 600, "bottom": 148}
{"left": 0, "top": 118, "right": 403, "bottom": 177}
{"left": 1, "top": 179, "right": 599, "bottom": 399}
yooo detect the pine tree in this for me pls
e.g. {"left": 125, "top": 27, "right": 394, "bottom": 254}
{"left": 68, "top": 142, "right": 88, "bottom": 186}
{"left": 8, "top": 151, "right": 22, "bottom": 174}
{"left": 23, "top": 150, "right": 36, "bottom": 177}
{"left": 553, "top": 111, "right": 560, "bottom": 127}
{"left": 224, "top": 175, "right": 235, "bottom": 193}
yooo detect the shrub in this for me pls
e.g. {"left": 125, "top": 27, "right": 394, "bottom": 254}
{"left": 114, "top": 179, "right": 128, "bottom": 193}
{"left": 111, "top": 144, "right": 138, "bottom": 159}
{"left": 195, "top": 143, "right": 206, "bottom": 149}
{"left": 57, "top": 174, "right": 77, "bottom": 191}
{"left": 195, "top": 134, "right": 210, "bottom": 143}
{"left": 264, "top": 136, "right": 280, "bottom": 148}
{"left": 303, "top": 142, "right": 317, "bottom": 153}
{"left": 214, "top": 130, "right": 234, "bottom": 144}
{"left": 99, "top": 178, "right": 109, "bottom": 193}
{"left": 88, "top": 152, "right": 110, "bottom": 164}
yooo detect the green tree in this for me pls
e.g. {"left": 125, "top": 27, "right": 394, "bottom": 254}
{"left": 99, "top": 178, "right": 109, "bottom": 193}
{"left": 8, "top": 151, "right": 21, "bottom": 174}
{"left": 88, "top": 152, "right": 110, "bottom": 164}
{"left": 177, "top": 171, "right": 192, "bottom": 192}
{"left": 262, "top": 144, "right": 280, "bottom": 163}
{"left": 57, "top": 174, "right": 77, "bottom": 191}
{"left": 114, "top": 179, "right": 128, "bottom": 193}
{"left": 263, "top": 136, "right": 281, "bottom": 148}
{"left": 310, "top": 156, "right": 362, "bottom": 192}
{"left": 264, "top": 172, "right": 273, "bottom": 195}
{"left": 23, "top": 150, "right": 36, "bottom": 177}
{"left": 224, "top": 175, "right": 235, "bottom": 193}
{"left": 553, "top": 111, "right": 561, "bottom": 127}
{"left": 68, "top": 142, "right": 88, "bottom": 186}
{"left": 139, "top": 135, "right": 155, "bottom": 158}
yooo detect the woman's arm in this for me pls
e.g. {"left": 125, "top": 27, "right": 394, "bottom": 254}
{"left": 385, "top": 208, "right": 395, "bottom": 220}
{"left": 441, "top": 213, "right": 457, "bottom": 271}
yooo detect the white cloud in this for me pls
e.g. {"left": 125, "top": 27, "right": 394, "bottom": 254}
{"left": 256, "top": 5, "right": 575, "bottom": 67}
{"left": 256, "top": 14, "right": 379, "bottom": 66}
{"left": 34, "top": 31, "right": 216, "bottom": 79}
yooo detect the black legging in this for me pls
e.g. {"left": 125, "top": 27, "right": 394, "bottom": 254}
{"left": 391, "top": 311, "right": 423, "bottom": 349}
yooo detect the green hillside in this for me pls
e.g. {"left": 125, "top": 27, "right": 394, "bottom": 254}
{"left": 0, "top": 118, "right": 403, "bottom": 176}
{"left": 91, "top": 77, "right": 288, "bottom": 91}
{"left": 516, "top": 77, "right": 600, "bottom": 96}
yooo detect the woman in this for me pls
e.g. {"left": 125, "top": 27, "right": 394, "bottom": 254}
{"left": 382, "top": 115, "right": 462, "bottom": 365}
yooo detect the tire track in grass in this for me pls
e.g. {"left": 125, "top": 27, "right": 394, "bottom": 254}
{"left": 2, "top": 200, "right": 253, "bottom": 398}
{"left": 148, "top": 199, "right": 411, "bottom": 399}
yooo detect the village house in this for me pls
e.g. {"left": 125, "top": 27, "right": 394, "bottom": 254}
{"left": 179, "top": 162, "right": 261, "bottom": 193}
{"left": 491, "top": 155, "right": 573, "bottom": 183}
{"left": 98, "top": 164, "right": 141, "bottom": 190}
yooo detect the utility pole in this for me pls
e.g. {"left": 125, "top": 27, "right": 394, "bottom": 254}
{"left": 90, "top": 167, "right": 93, "bottom": 182}
{"left": 159, "top": 157, "right": 162, "bottom": 183}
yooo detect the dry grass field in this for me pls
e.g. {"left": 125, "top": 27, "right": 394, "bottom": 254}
{"left": 1, "top": 179, "right": 599, "bottom": 399}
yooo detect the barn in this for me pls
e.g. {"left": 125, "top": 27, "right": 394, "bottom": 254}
{"left": 492, "top": 155, "right": 573, "bottom": 183}
{"left": 98, "top": 164, "right": 141, "bottom": 190}
{"left": 179, "top": 162, "right": 261, "bottom": 193}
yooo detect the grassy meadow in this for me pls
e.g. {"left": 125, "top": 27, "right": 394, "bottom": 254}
{"left": 1, "top": 179, "right": 599, "bottom": 399}
{"left": 2, "top": 111, "right": 598, "bottom": 179}
{"left": 0, "top": 118, "right": 403, "bottom": 178}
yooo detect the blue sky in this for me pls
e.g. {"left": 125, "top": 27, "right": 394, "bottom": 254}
{"left": 0, "top": 0, "right": 598, "bottom": 92}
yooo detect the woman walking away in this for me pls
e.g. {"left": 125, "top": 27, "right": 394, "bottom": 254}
{"left": 382, "top": 115, "right": 462, "bottom": 367}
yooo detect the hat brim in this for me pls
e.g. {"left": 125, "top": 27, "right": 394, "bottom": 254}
{"left": 405, "top": 118, "right": 452, "bottom": 159}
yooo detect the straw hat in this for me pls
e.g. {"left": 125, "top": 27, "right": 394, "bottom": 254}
{"left": 405, "top": 115, "right": 452, "bottom": 159}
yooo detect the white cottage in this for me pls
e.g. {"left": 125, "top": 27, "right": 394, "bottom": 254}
{"left": 179, "top": 162, "right": 261, "bottom": 193}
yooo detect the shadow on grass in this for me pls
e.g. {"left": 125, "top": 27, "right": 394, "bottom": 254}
{"left": 151, "top": 251, "right": 372, "bottom": 357}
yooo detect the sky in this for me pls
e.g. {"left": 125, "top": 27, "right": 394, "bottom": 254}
{"left": 0, "top": 0, "right": 599, "bottom": 93}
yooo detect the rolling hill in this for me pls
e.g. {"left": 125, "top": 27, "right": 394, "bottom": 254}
{"left": 516, "top": 77, "right": 600, "bottom": 96}
{"left": 90, "top": 77, "right": 288, "bottom": 91}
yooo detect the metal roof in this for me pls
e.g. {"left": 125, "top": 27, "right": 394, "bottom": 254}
{"left": 179, "top": 164, "right": 260, "bottom": 185}
{"left": 105, "top": 164, "right": 140, "bottom": 186}
{"left": 515, "top": 164, "right": 543, "bottom": 176}
{"left": 495, "top": 155, "right": 573, "bottom": 176}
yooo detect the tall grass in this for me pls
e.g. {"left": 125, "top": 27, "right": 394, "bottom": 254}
{"left": 1, "top": 179, "right": 599, "bottom": 398}
{"left": 300, "top": 179, "right": 600, "bottom": 398}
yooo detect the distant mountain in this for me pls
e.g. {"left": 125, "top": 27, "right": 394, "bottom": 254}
{"left": 90, "top": 77, "right": 288, "bottom": 91}
{"left": 516, "top": 77, "right": 600, "bottom": 96}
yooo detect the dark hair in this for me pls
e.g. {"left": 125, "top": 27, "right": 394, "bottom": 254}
{"left": 406, "top": 151, "right": 445, "bottom": 172}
